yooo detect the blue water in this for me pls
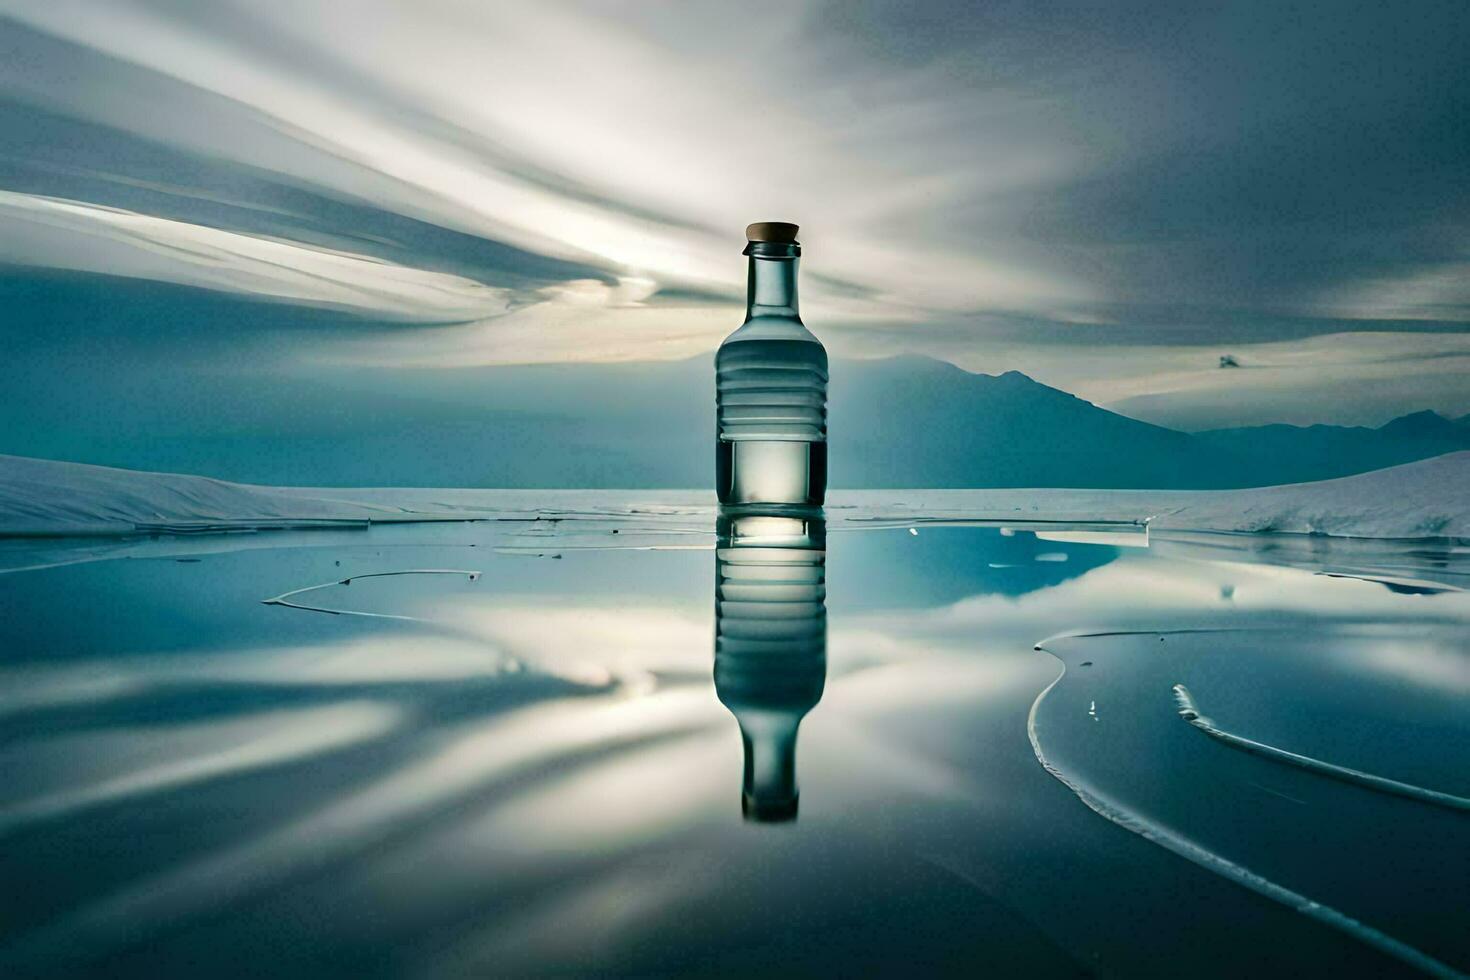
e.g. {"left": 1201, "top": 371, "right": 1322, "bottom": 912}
{"left": 0, "top": 519, "right": 1465, "bottom": 977}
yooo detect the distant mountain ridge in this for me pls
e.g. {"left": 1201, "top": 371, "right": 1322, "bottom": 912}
{"left": 1, "top": 353, "right": 1463, "bottom": 489}
{"left": 833, "top": 357, "right": 1219, "bottom": 488}
{"left": 1195, "top": 408, "right": 1470, "bottom": 486}
{"left": 835, "top": 359, "right": 1468, "bottom": 488}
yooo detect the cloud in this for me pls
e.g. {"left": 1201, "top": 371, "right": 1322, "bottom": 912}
{"left": 0, "top": 1, "right": 1087, "bottom": 313}
{"left": 1310, "top": 263, "right": 1470, "bottom": 323}
{"left": 334, "top": 277, "right": 738, "bottom": 366}
{"left": 0, "top": 190, "right": 517, "bottom": 321}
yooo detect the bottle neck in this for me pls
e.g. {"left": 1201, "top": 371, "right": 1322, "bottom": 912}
{"left": 745, "top": 252, "right": 800, "bottom": 320}
{"left": 739, "top": 715, "right": 801, "bottom": 822}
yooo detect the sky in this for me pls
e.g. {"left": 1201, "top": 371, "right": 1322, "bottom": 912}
{"left": 0, "top": 0, "right": 1467, "bottom": 431}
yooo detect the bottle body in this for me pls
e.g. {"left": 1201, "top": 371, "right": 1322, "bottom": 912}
{"left": 716, "top": 335, "right": 828, "bottom": 507}
{"left": 716, "top": 231, "right": 827, "bottom": 509}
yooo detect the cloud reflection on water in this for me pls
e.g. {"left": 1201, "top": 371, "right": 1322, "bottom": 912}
{"left": 0, "top": 526, "right": 1467, "bottom": 974}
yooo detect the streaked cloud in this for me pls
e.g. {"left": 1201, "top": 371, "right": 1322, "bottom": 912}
{"left": 0, "top": 190, "right": 516, "bottom": 320}
{"left": 0, "top": 0, "right": 1466, "bottom": 424}
{"left": 1311, "top": 263, "right": 1470, "bottom": 323}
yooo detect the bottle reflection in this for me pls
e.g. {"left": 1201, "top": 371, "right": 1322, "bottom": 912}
{"left": 713, "top": 508, "right": 827, "bottom": 822}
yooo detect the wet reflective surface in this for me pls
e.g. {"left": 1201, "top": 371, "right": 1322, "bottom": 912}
{"left": 0, "top": 517, "right": 1466, "bottom": 977}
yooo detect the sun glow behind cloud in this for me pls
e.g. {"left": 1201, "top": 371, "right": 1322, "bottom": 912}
{"left": 0, "top": 1, "right": 1088, "bottom": 309}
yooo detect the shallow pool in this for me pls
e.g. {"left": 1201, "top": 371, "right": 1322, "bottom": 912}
{"left": 0, "top": 517, "right": 1465, "bottom": 977}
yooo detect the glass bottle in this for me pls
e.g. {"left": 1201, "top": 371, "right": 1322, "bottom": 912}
{"left": 713, "top": 510, "right": 827, "bottom": 821}
{"left": 716, "top": 222, "right": 828, "bottom": 509}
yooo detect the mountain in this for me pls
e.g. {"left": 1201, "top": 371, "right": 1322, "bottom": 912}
{"left": 1195, "top": 410, "right": 1470, "bottom": 486}
{"left": 832, "top": 357, "right": 1233, "bottom": 488}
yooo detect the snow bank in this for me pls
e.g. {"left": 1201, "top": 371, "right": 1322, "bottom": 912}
{"left": 0, "top": 452, "right": 1465, "bottom": 541}
{"left": 0, "top": 455, "right": 403, "bottom": 535}
{"left": 1149, "top": 451, "right": 1469, "bottom": 538}
{"left": 846, "top": 452, "right": 1470, "bottom": 540}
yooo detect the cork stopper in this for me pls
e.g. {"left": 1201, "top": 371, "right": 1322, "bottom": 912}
{"left": 745, "top": 221, "right": 799, "bottom": 244}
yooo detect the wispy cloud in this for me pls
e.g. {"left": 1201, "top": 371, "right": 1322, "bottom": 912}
{"left": 1310, "top": 262, "right": 1470, "bottom": 323}
{"left": 0, "top": 191, "right": 517, "bottom": 320}
{"left": 0, "top": 1, "right": 1087, "bottom": 310}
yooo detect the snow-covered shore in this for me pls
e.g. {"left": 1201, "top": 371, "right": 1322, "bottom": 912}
{"left": 0, "top": 452, "right": 1465, "bottom": 541}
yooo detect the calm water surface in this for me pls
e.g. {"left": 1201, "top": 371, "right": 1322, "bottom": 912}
{"left": 0, "top": 517, "right": 1466, "bottom": 977}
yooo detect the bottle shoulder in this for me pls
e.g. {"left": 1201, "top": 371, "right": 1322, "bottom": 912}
{"left": 719, "top": 316, "right": 824, "bottom": 349}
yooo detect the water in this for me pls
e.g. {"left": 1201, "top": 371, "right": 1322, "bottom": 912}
{"left": 0, "top": 512, "right": 1466, "bottom": 977}
{"left": 715, "top": 232, "right": 828, "bottom": 508}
